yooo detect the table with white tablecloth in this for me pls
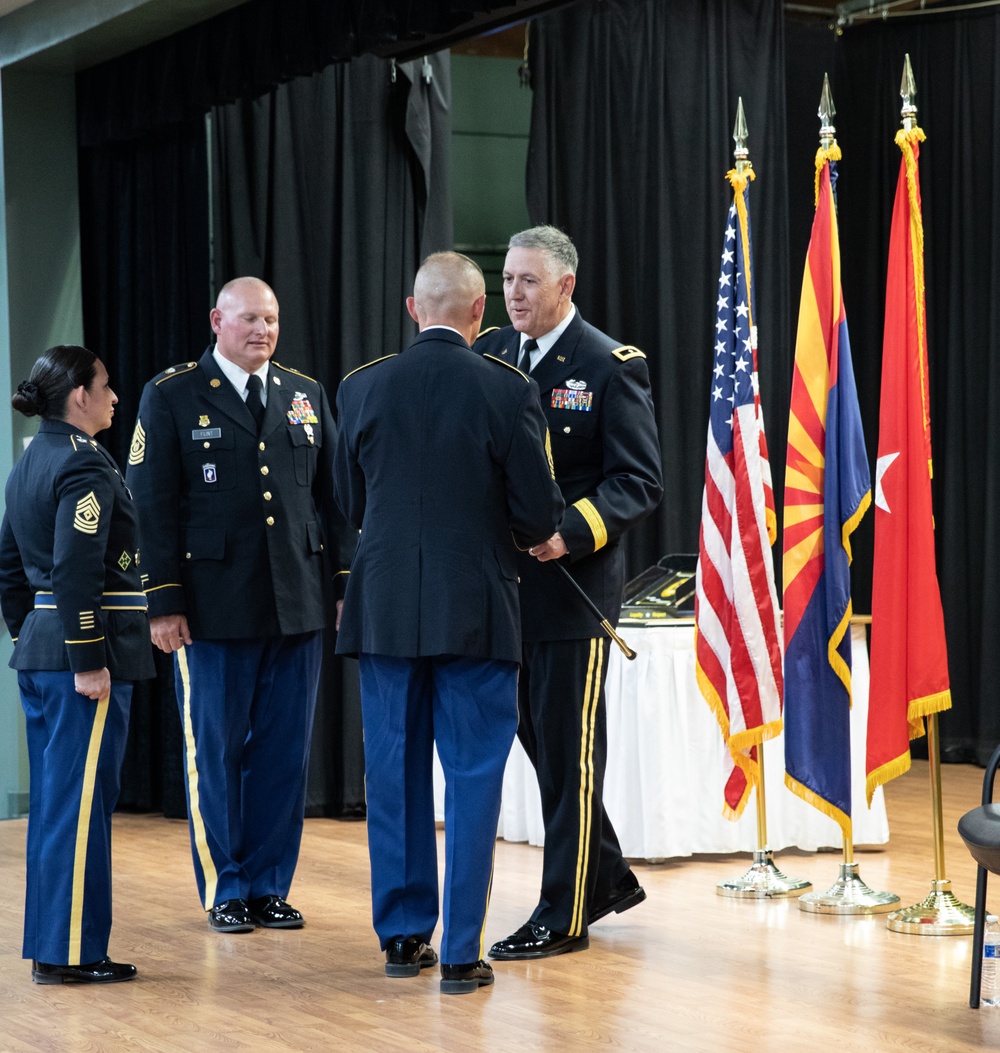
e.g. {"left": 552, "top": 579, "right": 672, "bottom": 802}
{"left": 434, "top": 622, "right": 889, "bottom": 860}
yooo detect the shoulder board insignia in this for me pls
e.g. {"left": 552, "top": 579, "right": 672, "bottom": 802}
{"left": 475, "top": 326, "right": 501, "bottom": 342}
{"left": 154, "top": 362, "right": 199, "bottom": 385}
{"left": 483, "top": 354, "right": 529, "bottom": 382}
{"left": 272, "top": 361, "right": 318, "bottom": 384}
{"left": 612, "top": 345, "right": 646, "bottom": 363}
{"left": 69, "top": 434, "right": 98, "bottom": 452}
{"left": 342, "top": 354, "right": 398, "bottom": 381}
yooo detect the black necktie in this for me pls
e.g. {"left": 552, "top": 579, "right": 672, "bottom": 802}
{"left": 518, "top": 338, "right": 538, "bottom": 374}
{"left": 246, "top": 374, "right": 265, "bottom": 433}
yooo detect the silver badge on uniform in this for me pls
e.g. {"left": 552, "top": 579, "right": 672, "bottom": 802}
{"left": 203, "top": 463, "right": 217, "bottom": 484}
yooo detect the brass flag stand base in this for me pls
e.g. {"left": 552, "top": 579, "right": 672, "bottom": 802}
{"left": 885, "top": 716, "right": 974, "bottom": 934}
{"left": 717, "top": 847, "right": 812, "bottom": 899}
{"left": 799, "top": 860, "right": 899, "bottom": 915}
{"left": 886, "top": 878, "right": 975, "bottom": 935}
{"left": 716, "top": 748, "right": 812, "bottom": 898}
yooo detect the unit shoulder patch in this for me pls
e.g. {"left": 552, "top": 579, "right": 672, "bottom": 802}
{"left": 272, "top": 360, "right": 318, "bottom": 384}
{"left": 342, "top": 355, "right": 398, "bottom": 381}
{"left": 483, "top": 354, "right": 530, "bottom": 382}
{"left": 611, "top": 345, "right": 646, "bottom": 363}
{"left": 154, "top": 362, "right": 199, "bottom": 385}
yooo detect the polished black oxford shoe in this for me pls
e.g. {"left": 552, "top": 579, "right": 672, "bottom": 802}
{"left": 488, "top": 921, "right": 589, "bottom": 960}
{"left": 588, "top": 871, "right": 647, "bottom": 925}
{"left": 248, "top": 895, "right": 305, "bottom": 929}
{"left": 440, "top": 959, "right": 494, "bottom": 994}
{"left": 208, "top": 899, "right": 255, "bottom": 932}
{"left": 385, "top": 935, "right": 439, "bottom": 977}
{"left": 32, "top": 957, "right": 137, "bottom": 984}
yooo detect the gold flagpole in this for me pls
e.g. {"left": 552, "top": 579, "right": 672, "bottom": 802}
{"left": 878, "top": 55, "right": 972, "bottom": 936}
{"left": 713, "top": 99, "right": 810, "bottom": 900}
{"left": 716, "top": 737, "right": 813, "bottom": 898}
{"left": 887, "top": 713, "right": 974, "bottom": 932}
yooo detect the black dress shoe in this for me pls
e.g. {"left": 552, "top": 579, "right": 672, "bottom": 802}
{"left": 488, "top": 921, "right": 589, "bottom": 960}
{"left": 440, "top": 959, "right": 494, "bottom": 994}
{"left": 385, "top": 935, "right": 439, "bottom": 977}
{"left": 32, "top": 957, "right": 137, "bottom": 984}
{"left": 208, "top": 899, "right": 255, "bottom": 932}
{"left": 588, "top": 871, "right": 647, "bottom": 925}
{"left": 248, "top": 895, "right": 305, "bottom": 929}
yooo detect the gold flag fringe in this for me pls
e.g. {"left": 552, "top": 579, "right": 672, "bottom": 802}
{"left": 786, "top": 771, "right": 853, "bottom": 842}
{"left": 813, "top": 144, "right": 842, "bottom": 206}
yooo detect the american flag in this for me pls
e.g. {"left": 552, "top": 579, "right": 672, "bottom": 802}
{"left": 695, "top": 172, "right": 784, "bottom": 820}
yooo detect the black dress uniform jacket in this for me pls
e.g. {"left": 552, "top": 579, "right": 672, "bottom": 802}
{"left": 475, "top": 312, "right": 663, "bottom": 639}
{"left": 334, "top": 326, "right": 564, "bottom": 663}
{"left": 0, "top": 419, "right": 154, "bottom": 680}
{"left": 125, "top": 348, "right": 343, "bottom": 639}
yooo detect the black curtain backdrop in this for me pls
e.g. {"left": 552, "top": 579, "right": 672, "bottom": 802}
{"left": 211, "top": 53, "right": 451, "bottom": 373}
{"left": 526, "top": 0, "right": 791, "bottom": 597}
{"left": 528, "top": 0, "right": 1000, "bottom": 764}
{"left": 785, "top": 11, "right": 1000, "bottom": 764}
{"left": 73, "top": 0, "right": 1000, "bottom": 809}
{"left": 77, "top": 37, "right": 452, "bottom": 816}
{"left": 78, "top": 119, "right": 211, "bottom": 816}
{"left": 211, "top": 52, "right": 453, "bottom": 815}
{"left": 75, "top": 0, "right": 562, "bottom": 145}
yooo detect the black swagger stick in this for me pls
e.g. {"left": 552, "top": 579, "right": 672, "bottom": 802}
{"left": 550, "top": 561, "right": 637, "bottom": 661}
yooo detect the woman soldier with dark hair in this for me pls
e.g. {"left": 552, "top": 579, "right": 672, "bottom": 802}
{"left": 0, "top": 345, "right": 153, "bottom": 984}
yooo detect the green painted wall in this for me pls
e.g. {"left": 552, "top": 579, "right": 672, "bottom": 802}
{"left": 0, "top": 66, "right": 84, "bottom": 818}
{"left": 450, "top": 54, "right": 532, "bottom": 332}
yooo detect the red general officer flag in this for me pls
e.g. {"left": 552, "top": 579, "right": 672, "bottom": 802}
{"left": 866, "top": 125, "right": 951, "bottom": 803}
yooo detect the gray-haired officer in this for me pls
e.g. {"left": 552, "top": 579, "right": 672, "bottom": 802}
{"left": 126, "top": 277, "right": 350, "bottom": 934}
{"left": 0, "top": 345, "right": 154, "bottom": 983}
{"left": 477, "top": 226, "right": 662, "bottom": 960}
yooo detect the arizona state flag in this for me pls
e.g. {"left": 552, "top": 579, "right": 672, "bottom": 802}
{"left": 866, "top": 126, "right": 951, "bottom": 803}
{"left": 783, "top": 148, "right": 871, "bottom": 836}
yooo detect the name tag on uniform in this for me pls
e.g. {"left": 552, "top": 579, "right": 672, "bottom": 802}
{"left": 551, "top": 388, "right": 594, "bottom": 411}
{"left": 192, "top": 428, "right": 222, "bottom": 440}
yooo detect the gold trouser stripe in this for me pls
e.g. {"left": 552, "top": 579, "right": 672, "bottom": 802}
{"left": 478, "top": 844, "right": 497, "bottom": 961}
{"left": 574, "top": 498, "right": 608, "bottom": 551}
{"left": 68, "top": 694, "right": 110, "bottom": 965}
{"left": 177, "top": 646, "right": 219, "bottom": 909}
{"left": 569, "top": 640, "right": 603, "bottom": 936}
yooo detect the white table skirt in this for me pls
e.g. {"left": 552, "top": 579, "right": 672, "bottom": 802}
{"left": 433, "top": 622, "right": 889, "bottom": 859}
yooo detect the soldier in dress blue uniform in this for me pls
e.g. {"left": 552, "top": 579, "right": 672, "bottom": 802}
{"left": 335, "top": 253, "right": 564, "bottom": 994}
{"left": 0, "top": 345, "right": 154, "bottom": 983}
{"left": 477, "top": 227, "right": 663, "bottom": 961}
{"left": 126, "top": 277, "right": 350, "bottom": 934}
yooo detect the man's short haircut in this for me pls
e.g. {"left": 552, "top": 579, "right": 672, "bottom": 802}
{"left": 413, "top": 251, "right": 485, "bottom": 317}
{"left": 508, "top": 225, "right": 579, "bottom": 276}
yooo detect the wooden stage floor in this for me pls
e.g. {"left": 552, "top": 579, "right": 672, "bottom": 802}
{"left": 2, "top": 760, "right": 999, "bottom": 1052}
